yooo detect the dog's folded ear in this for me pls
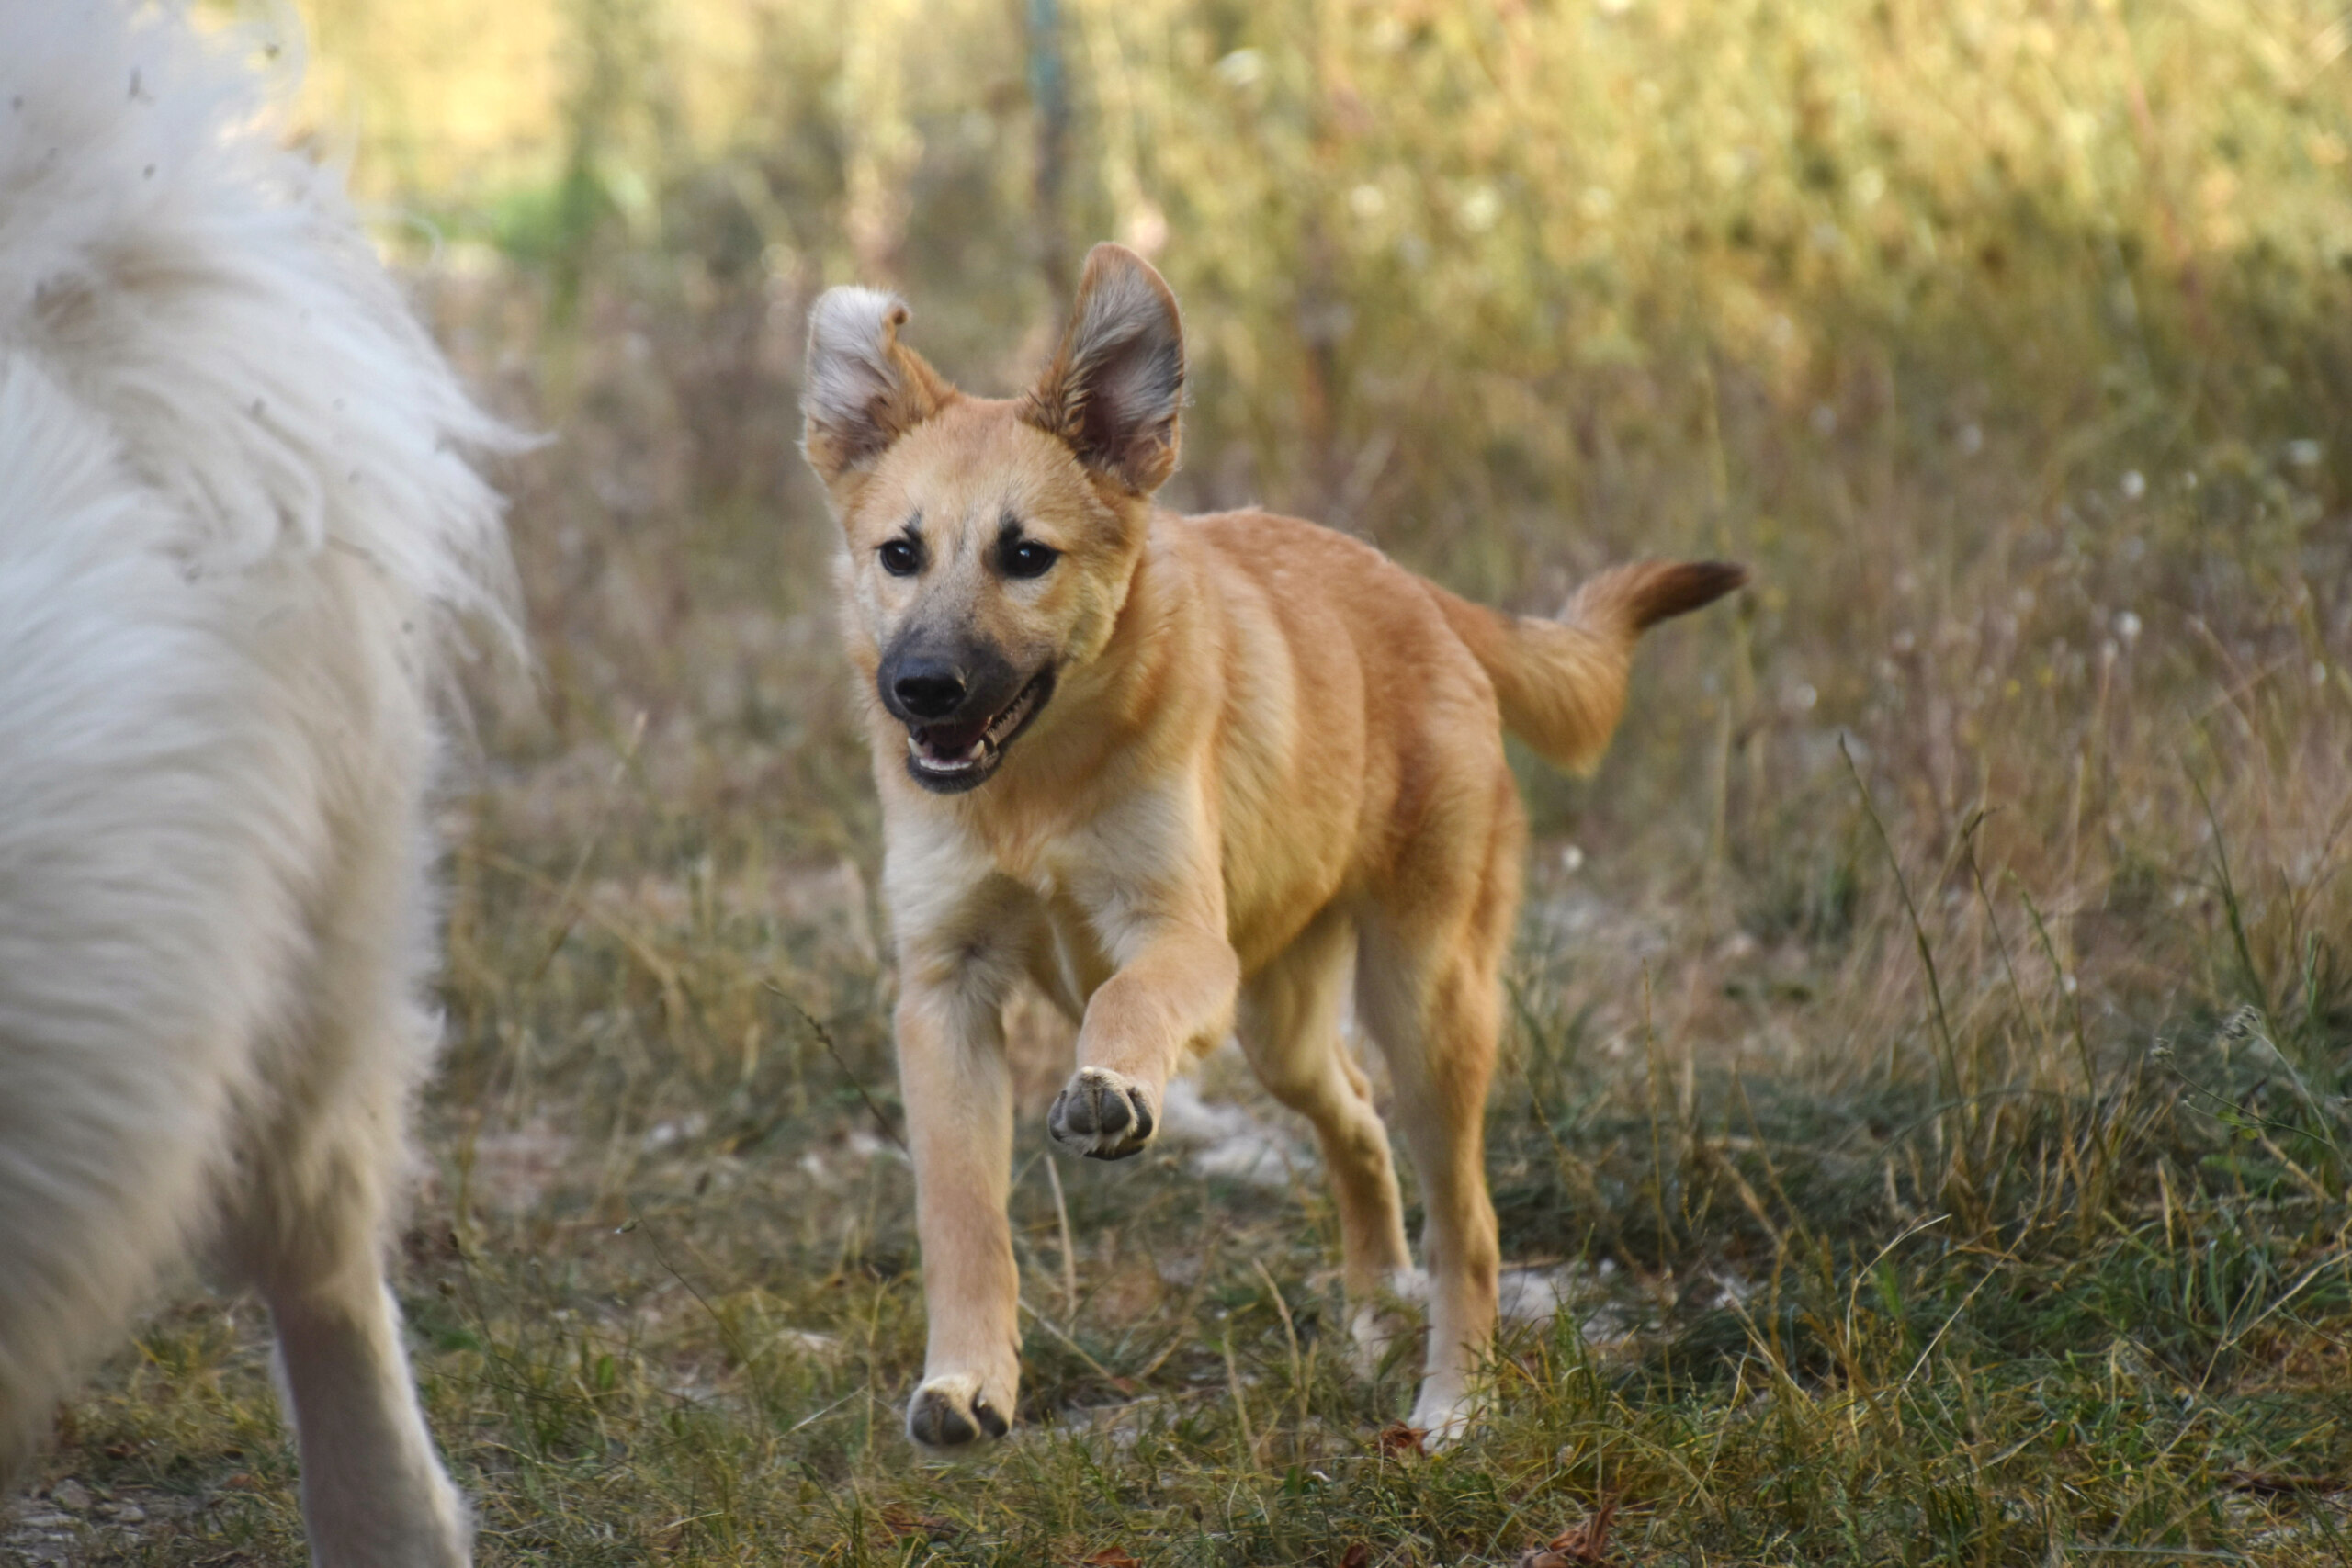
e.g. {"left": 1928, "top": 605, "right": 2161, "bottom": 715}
{"left": 1023, "top": 243, "right": 1185, "bottom": 496}
{"left": 802, "top": 288, "right": 954, "bottom": 491}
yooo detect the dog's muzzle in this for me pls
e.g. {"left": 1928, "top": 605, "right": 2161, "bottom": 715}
{"left": 878, "top": 650, "right": 1056, "bottom": 794}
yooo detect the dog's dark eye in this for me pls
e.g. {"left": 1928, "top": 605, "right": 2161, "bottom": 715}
{"left": 1001, "top": 538, "right": 1059, "bottom": 579}
{"left": 878, "top": 537, "right": 922, "bottom": 576}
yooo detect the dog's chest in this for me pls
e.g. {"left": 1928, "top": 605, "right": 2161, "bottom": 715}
{"left": 1034, "top": 893, "right": 1115, "bottom": 1006}
{"left": 1022, "top": 861, "right": 1103, "bottom": 951}
{"left": 961, "top": 801, "right": 1193, "bottom": 993}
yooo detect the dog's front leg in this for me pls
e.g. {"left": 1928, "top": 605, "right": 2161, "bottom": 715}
{"left": 1049, "top": 906, "right": 1239, "bottom": 1161}
{"left": 894, "top": 937, "right": 1025, "bottom": 1450}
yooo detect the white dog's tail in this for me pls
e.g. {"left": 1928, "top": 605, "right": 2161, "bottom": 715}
{"left": 0, "top": 1, "right": 522, "bottom": 668}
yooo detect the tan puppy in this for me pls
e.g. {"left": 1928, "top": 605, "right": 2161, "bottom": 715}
{"left": 801, "top": 244, "right": 1743, "bottom": 1450}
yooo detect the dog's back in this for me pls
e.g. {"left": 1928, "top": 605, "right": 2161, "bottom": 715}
{"left": 1170, "top": 508, "right": 1741, "bottom": 945}
{"left": 0, "top": 8, "right": 513, "bottom": 1559}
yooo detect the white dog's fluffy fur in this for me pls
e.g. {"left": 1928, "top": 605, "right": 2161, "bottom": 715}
{"left": 0, "top": 6, "right": 516, "bottom": 1563}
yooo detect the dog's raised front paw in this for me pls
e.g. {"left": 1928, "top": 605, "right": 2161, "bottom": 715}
{"left": 1048, "top": 1066, "right": 1157, "bottom": 1160}
{"left": 907, "top": 1372, "right": 1012, "bottom": 1451}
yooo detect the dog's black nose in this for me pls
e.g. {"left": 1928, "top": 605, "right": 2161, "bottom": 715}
{"left": 891, "top": 664, "right": 967, "bottom": 719}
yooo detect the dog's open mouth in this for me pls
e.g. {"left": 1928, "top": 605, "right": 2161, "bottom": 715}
{"left": 904, "top": 668, "right": 1055, "bottom": 793}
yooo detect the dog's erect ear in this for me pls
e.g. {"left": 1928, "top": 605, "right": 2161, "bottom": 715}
{"left": 1023, "top": 243, "right": 1185, "bottom": 495}
{"left": 801, "top": 288, "right": 953, "bottom": 490}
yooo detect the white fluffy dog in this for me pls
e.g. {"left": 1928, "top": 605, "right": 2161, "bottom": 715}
{"left": 0, "top": 6, "right": 515, "bottom": 1564}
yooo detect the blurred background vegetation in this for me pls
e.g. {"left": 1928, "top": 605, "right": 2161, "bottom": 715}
{"left": 289, "top": 0, "right": 2352, "bottom": 1097}
{"left": 30, "top": 1, "right": 2352, "bottom": 1562}
{"left": 288, "top": 0, "right": 2352, "bottom": 853}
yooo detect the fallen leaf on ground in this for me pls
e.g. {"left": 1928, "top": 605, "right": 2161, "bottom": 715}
{"left": 880, "top": 1505, "right": 953, "bottom": 1540}
{"left": 1518, "top": 1498, "right": 1618, "bottom": 1567}
{"left": 1372, "top": 1421, "right": 1424, "bottom": 1456}
{"left": 1338, "top": 1542, "right": 1372, "bottom": 1567}
{"left": 1082, "top": 1549, "right": 1144, "bottom": 1567}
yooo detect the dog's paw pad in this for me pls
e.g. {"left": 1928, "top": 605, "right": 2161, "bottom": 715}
{"left": 908, "top": 1375, "right": 1011, "bottom": 1450}
{"left": 1048, "top": 1067, "right": 1156, "bottom": 1160}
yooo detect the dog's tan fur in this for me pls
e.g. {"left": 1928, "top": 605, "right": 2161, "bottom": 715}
{"left": 802, "top": 244, "right": 1744, "bottom": 1450}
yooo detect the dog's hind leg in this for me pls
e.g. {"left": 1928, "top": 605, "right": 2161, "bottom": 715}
{"left": 0, "top": 508, "right": 290, "bottom": 1487}
{"left": 261, "top": 1264, "right": 467, "bottom": 1568}
{"left": 224, "top": 796, "right": 469, "bottom": 1568}
{"left": 229, "top": 998, "right": 469, "bottom": 1568}
{"left": 1354, "top": 781, "right": 1519, "bottom": 1445}
{"left": 1236, "top": 908, "right": 1412, "bottom": 1374}
{"left": 1355, "top": 937, "right": 1504, "bottom": 1443}
{"left": 0, "top": 1039, "right": 233, "bottom": 1488}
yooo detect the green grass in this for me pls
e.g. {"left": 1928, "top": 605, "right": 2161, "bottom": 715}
{"left": 31, "top": 930, "right": 2352, "bottom": 1563}
{"left": 27, "top": 683, "right": 2352, "bottom": 1564}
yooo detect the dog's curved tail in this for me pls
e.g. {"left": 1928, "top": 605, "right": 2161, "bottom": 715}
{"left": 1430, "top": 560, "right": 1748, "bottom": 775}
{"left": 0, "top": 3, "right": 524, "bottom": 675}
